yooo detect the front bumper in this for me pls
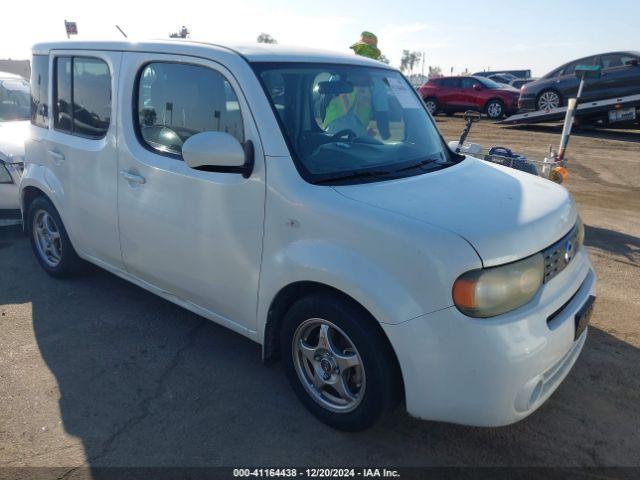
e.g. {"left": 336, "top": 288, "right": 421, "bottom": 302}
{"left": 518, "top": 93, "right": 537, "bottom": 111}
{"left": 383, "top": 247, "right": 595, "bottom": 427}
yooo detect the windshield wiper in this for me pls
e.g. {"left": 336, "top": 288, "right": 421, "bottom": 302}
{"left": 314, "top": 169, "right": 393, "bottom": 185}
{"left": 392, "top": 158, "right": 442, "bottom": 173}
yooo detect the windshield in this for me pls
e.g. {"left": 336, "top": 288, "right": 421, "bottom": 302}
{"left": 253, "top": 63, "right": 457, "bottom": 184}
{"left": 0, "top": 78, "right": 30, "bottom": 122}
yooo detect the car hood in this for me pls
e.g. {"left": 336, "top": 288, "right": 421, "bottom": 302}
{"left": 333, "top": 156, "right": 577, "bottom": 267}
{"left": 0, "top": 121, "right": 29, "bottom": 162}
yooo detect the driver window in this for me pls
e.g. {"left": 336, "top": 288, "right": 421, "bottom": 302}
{"left": 137, "top": 62, "right": 244, "bottom": 157}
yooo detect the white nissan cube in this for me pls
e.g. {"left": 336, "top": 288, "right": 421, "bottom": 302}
{"left": 21, "top": 40, "right": 596, "bottom": 431}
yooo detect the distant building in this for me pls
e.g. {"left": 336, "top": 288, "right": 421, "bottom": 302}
{"left": 0, "top": 59, "right": 31, "bottom": 79}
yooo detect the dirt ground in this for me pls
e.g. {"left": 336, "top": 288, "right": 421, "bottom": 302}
{"left": 1, "top": 116, "right": 639, "bottom": 471}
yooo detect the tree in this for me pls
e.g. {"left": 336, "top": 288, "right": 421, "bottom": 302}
{"left": 378, "top": 54, "right": 390, "bottom": 65}
{"left": 428, "top": 65, "right": 442, "bottom": 78}
{"left": 257, "top": 33, "right": 277, "bottom": 44}
{"left": 169, "top": 26, "right": 190, "bottom": 39}
{"left": 400, "top": 50, "right": 422, "bottom": 75}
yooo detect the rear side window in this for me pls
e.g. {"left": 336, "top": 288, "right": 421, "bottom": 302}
{"left": 440, "top": 78, "right": 460, "bottom": 88}
{"left": 54, "top": 56, "right": 111, "bottom": 138}
{"left": 30, "top": 54, "right": 50, "bottom": 127}
{"left": 136, "top": 62, "right": 244, "bottom": 157}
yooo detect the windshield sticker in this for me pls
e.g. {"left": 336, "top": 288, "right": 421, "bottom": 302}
{"left": 387, "top": 77, "right": 421, "bottom": 109}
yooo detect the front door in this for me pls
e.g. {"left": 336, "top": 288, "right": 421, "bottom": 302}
{"left": 116, "top": 53, "right": 266, "bottom": 332}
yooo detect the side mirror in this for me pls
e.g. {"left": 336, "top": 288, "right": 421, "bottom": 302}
{"left": 182, "top": 131, "right": 254, "bottom": 178}
{"left": 473, "top": 83, "right": 482, "bottom": 91}
{"left": 625, "top": 58, "right": 639, "bottom": 67}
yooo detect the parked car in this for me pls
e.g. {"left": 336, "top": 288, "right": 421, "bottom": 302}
{"left": 22, "top": 40, "right": 596, "bottom": 431}
{"left": 0, "top": 121, "right": 29, "bottom": 213}
{"left": 487, "top": 73, "right": 518, "bottom": 85}
{"left": 519, "top": 51, "right": 640, "bottom": 111}
{"left": 0, "top": 72, "right": 30, "bottom": 214}
{"left": 0, "top": 72, "right": 30, "bottom": 122}
{"left": 419, "top": 76, "right": 520, "bottom": 119}
{"left": 510, "top": 78, "right": 536, "bottom": 90}
{"left": 474, "top": 69, "right": 531, "bottom": 80}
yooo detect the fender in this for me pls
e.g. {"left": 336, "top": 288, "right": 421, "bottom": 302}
{"left": 258, "top": 239, "right": 423, "bottom": 333}
{"left": 19, "top": 162, "right": 77, "bottom": 246}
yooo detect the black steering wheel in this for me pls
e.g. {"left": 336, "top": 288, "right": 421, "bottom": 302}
{"left": 331, "top": 129, "right": 358, "bottom": 141}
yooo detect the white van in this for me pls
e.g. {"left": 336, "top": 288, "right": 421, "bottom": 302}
{"left": 21, "top": 41, "right": 596, "bottom": 431}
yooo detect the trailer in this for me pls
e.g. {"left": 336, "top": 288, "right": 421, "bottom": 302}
{"left": 499, "top": 93, "right": 640, "bottom": 127}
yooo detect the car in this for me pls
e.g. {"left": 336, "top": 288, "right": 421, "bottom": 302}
{"left": 21, "top": 40, "right": 596, "bottom": 431}
{"left": 0, "top": 72, "right": 30, "bottom": 214}
{"left": 474, "top": 69, "right": 532, "bottom": 80}
{"left": 0, "top": 121, "right": 29, "bottom": 214}
{"left": 519, "top": 51, "right": 640, "bottom": 111}
{"left": 419, "top": 75, "right": 520, "bottom": 119}
{"left": 487, "top": 73, "right": 518, "bottom": 85}
{"left": 510, "top": 78, "right": 536, "bottom": 90}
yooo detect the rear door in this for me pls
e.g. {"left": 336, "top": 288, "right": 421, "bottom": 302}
{"left": 47, "top": 50, "right": 124, "bottom": 269}
{"left": 116, "top": 52, "right": 266, "bottom": 332}
{"left": 437, "top": 78, "right": 462, "bottom": 109}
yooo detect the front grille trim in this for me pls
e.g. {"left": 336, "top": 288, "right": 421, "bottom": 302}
{"left": 541, "top": 223, "right": 579, "bottom": 284}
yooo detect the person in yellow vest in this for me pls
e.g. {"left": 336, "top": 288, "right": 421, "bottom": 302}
{"left": 322, "top": 32, "right": 390, "bottom": 139}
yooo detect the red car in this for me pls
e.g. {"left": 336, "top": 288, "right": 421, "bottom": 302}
{"left": 419, "top": 76, "right": 520, "bottom": 119}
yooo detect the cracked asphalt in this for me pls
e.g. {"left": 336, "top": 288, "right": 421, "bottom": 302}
{"left": 1, "top": 117, "right": 639, "bottom": 469}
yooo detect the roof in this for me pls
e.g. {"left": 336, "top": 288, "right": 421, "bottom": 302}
{"left": 32, "top": 39, "right": 394, "bottom": 69}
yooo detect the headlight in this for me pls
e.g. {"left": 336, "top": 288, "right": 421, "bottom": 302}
{"left": 452, "top": 253, "right": 544, "bottom": 318}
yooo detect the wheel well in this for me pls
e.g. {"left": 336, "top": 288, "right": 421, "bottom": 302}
{"left": 263, "top": 281, "right": 405, "bottom": 397}
{"left": 21, "top": 186, "right": 47, "bottom": 231}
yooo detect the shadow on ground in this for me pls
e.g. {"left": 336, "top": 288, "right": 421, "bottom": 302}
{"left": 1, "top": 226, "right": 639, "bottom": 468}
{"left": 585, "top": 225, "right": 640, "bottom": 265}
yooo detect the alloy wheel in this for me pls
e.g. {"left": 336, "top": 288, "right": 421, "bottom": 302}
{"left": 292, "top": 318, "right": 366, "bottom": 413}
{"left": 487, "top": 102, "right": 503, "bottom": 119}
{"left": 538, "top": 91, "right": 560, "bottom": 111}
{"left": 33, "top": 210, "right": 62, "bottom": 268}
{"left": 424, "top": 100, "right": 437, "bottom": 114}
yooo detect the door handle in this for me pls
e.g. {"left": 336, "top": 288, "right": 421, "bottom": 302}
{"left": 119, "top": 170, "right": 146, "bottom": 185}
{"left": 47, "top": 150, "right": 65, "bottom": 165}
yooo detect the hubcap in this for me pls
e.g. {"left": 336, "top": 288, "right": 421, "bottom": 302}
{"left": 33, "top": 210, "right": 62, "bottom": 268}
{"left": 487, "top": 102, "right": 502, "bottom": 118}
{"left": 538, "top": 91, "right": 560, "bottom": 111}
{"left": 292, "top": 318, "right": 365, "bottom": 413}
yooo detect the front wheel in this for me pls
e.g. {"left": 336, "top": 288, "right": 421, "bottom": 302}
{"left": 281, "top": 293, "right": 400, "bottom": 431}
{"left": 423, "top": 97, "right": 438, "bottom": 115}
{"left": 537, "top": 90, "right": 562, "bottom": 111}
{"left": 485, "top": 99, "right": 505, "bottom": 119}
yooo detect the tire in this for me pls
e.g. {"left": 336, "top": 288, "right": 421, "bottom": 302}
{"left": 423, "top": 97, "right": 438, "bottom": 115}
{"left": 537, "top": 89, "right": 562, "bottom": 111}
{"left": 281, "top": 292, "right": 400, "bottom": 431}
{"left": 485, "top": 99, "right": 505, "bottom": 119}
{"left": 27, "top": 196, "right": 85, "bottom": 278}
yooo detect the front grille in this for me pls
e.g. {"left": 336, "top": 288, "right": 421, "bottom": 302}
{"left": 541, "top": 223, "right": 579, "bottom": 283}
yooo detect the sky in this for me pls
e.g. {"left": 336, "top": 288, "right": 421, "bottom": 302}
{"left": 1, "top": 0, "right": 638, "bottom": 77}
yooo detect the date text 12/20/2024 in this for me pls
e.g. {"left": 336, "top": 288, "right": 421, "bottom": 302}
{"left": 233, "top": 469, "right": 400, "bottom": 478}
